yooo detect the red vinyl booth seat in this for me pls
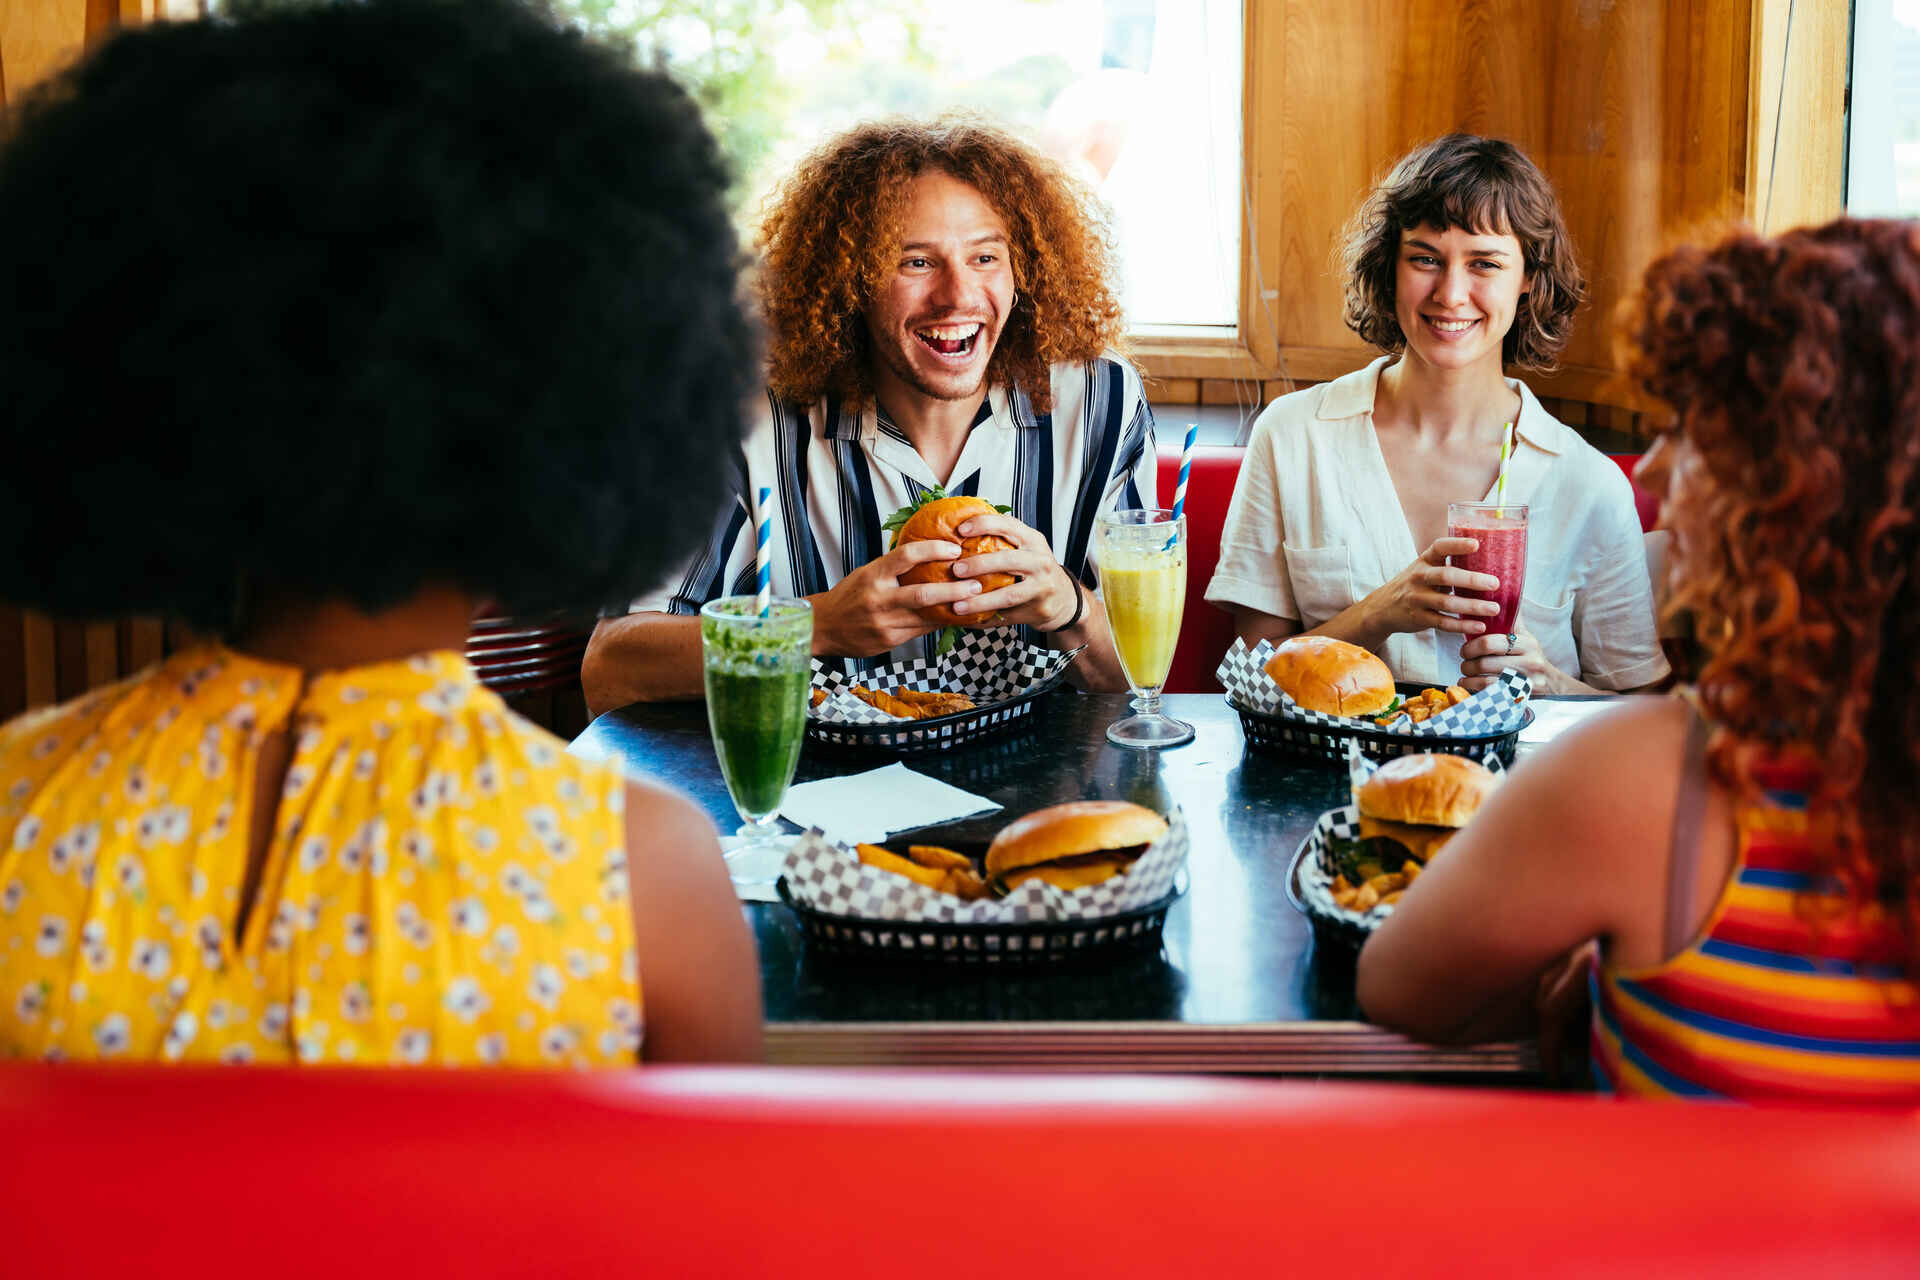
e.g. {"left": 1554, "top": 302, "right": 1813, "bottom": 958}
{"left": 5, "top": 1065, "right": 1920, "bottom": 1278}
{"left": 1155, "top": 443, "right": 1243, "bottom": 693}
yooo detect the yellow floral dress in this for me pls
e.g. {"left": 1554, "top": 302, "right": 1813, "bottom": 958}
{"left": 0, "top": 646, "right": 639, "bottom": 1065}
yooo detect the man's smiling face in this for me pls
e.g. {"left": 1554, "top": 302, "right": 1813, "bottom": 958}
{"left": 863, "top": 169, "right": 1016, "bottom": 410}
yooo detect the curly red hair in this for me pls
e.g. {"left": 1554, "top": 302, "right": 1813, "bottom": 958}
{"left": 1628, "top": 218, "right": 1920, "bottom": 967}
{"left": 753, "top": 116, "right": 1125, "bottom": 414}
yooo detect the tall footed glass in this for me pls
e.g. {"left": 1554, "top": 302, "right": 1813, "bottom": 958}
{"left": 700, "top": 598, "right": 812, "bottom": 880}
{"left": 1094, "top": 509, "right": 1194, "bottom": 749}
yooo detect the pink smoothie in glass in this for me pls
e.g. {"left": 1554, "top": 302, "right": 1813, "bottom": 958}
{"left": 1447, "top": 503, "right": 1529, "bottom": 636}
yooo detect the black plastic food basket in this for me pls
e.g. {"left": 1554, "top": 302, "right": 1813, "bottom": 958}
{"left": 1231, "top": 683, "right": 1530, "bottom": 767}
{"left": 777, "top": 877, "right": 1175, "bottom": 968}
{"left": 1284, "top": 833, "right": 1376, "bottom": 953}
{"left": 805, "top": 671, "right": 1069, "bottom": 756}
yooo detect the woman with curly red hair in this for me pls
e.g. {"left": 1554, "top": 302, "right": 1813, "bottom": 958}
{"left": 1358, "top": 218, "right": 1920, "bottom": 1102}
{"left": 587, "top": 117, "right": 1157, "bottom": 708}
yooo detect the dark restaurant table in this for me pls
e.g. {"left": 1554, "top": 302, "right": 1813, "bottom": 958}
{"left": 571, "top": 690, "right": 1540, "bottom": 1078}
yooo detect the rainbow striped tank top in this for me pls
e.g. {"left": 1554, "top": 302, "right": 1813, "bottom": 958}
{"left": 1591, "top": 755, "right": 1920, "bottom": 1102}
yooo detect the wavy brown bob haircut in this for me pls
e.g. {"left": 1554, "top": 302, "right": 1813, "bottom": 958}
{"left": 1340, "top": 133, "right": 1585, "bottom": 371}
{"left": 756, "top": 116, "right": 1124, "bottom": 413}
{"left": 1628, "top": 218, "right": 1920, "bottom": 970}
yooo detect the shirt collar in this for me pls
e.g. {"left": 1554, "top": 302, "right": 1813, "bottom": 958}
{"left": 1315, "top": 355, "right": 1564, "bottom": 456}
{"left": 824, "top": 387, "right": 1009, "bottom": 443}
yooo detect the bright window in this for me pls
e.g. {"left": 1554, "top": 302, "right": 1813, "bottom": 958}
{"left": 580, "top": 0, "right": 1245, "bottom": 332}
{"left": 1846, "top": 0, "right": 1920, "bottom": 216}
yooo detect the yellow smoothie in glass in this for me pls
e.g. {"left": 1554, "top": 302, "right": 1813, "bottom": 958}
{"left": 1100, "top": 548, "right": 1186, "bottom": 690}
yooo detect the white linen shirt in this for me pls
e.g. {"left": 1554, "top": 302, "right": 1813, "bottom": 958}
{"left": 1204, "top": 356, "right": 1667, "bottom": 690}
{"left": 634, "top": 356, "right": 1157, "bottom": 670}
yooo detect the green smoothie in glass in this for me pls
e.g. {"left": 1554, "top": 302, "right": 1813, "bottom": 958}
{"left": 700, "top": 596, "right": 812, "bottom": 846}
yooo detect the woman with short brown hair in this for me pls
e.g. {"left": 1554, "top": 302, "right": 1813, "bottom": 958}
{"left": 1207, "top": 134, "right": 1664, "bottom": 693}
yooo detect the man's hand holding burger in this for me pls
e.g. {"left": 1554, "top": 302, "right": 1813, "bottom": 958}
{"left": 880, "top": 491, "right": 1078, "bottom": 634}
{"left": 847, "top": 489, "right": 1129, "bottom": 691}
{"left": 807, "top": 537, "right": 977, "bottom": 659}
{"left": 944, "top": 510, "right": 1082, "bottom": 632}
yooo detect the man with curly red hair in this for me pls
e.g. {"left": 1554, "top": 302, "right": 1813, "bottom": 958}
{"left": 585, "top": 117, "right": 1155, "bottom": 709}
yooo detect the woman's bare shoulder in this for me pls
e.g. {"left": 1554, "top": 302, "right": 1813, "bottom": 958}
{"left": 620, "top": 778, "right": 719, "bottom": 860}
{"left": 1507, "top": 694, "right": 1691, "bottom": 864}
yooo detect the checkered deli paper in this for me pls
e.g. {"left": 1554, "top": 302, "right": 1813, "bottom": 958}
{"left": 1216, "top": 636, "right": 1531, "bottom": 737}
{"left": 809, "top": 630, "right": 1082, "bottom": 725}
{"left": 781, "top": 805, "right": 1188, "bottom": 924}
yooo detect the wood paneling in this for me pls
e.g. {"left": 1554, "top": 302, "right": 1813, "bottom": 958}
{"left": 127, "top": 618, "right": 166, "bottom": 672}
{"left": 21, "top": 614, "right": 57, "bottom": 710}
{"left": 0, "top": 0, "right": 203, "bottom": 107}
{"left": 1, "top": 0, "right": 88, "bottom": 107}
{"left": 1748, "top": 0, "right": 1850, "bottom": 234}
{"left": 1142, "top": 375, "right": 1201, "bottom": 406}
{"left": 1137, "top": 0, "right": 1849, "bottom": 413}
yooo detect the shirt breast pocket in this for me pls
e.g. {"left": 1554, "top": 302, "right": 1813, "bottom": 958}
{"left": 1281, "top": 543, "right": 1356, "bottom": 626}
{"left": 1521, "top": 589, "right": 1580, "bottom": 675}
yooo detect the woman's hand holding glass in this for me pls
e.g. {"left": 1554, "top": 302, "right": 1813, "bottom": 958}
{"left": 1459, "top": 626, "right": 1576, "bottom": 693}
{"left": 1351, "top": 537, "right": 1503, "bottom": 645}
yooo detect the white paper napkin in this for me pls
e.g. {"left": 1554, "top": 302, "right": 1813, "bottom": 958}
{"left": 1516, "top": 698, "right": 1618, "bottom": 753}
{"left": 778, "top": 762, "right": 1001, "bottom": 846}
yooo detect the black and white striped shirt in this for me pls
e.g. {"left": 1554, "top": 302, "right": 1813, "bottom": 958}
{"left": 634, "top": 355, "right": 1158, "bottom": 669}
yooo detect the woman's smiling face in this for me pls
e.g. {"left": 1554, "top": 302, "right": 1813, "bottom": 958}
{"left": 1392, "top": 222, "right": 1531, "bottom": 375}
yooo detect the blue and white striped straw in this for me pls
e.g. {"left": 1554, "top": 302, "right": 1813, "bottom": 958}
{"left": 754, "top": 486, "right": 772, "bottom": 617}
{"left": 1171, "top": 422, "right": 1198, "bottom": 522}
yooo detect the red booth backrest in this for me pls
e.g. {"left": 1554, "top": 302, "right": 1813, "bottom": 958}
{"left": 1607, "top": 452, "right": 1661, "bottom": 532}
{"left": 1154, "top": 444, "right": 1243, "bottom": 694}
{"left": 6, "top": 1065, "right": 1920, "bottom": 1278}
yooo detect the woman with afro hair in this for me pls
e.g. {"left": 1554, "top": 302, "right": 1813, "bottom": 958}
{"left": 1359, "top": 219, "right": 1920, "bottom": 1102}
{"left": 0, "top": 0, "right": 763, "bottom": 1064}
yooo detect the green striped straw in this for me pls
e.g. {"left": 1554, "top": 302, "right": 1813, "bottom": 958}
{"left": 1494, "top": 420, "right": 1515, "bottom": 515}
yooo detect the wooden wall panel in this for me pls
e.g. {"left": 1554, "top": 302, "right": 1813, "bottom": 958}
{"left": 21, "top": 614, "right": 57, "bottom": 710}
{"left": 0, "top": 0, "right": 199, "bottom": 108}
{"left": 1748, "top": 0, "right": 1849, "bottom": 234}
{"left": 1138, "top": 0, "right": 1847, "bottom": 412}
{"left": 0, "top": 609, "right": 24, "bottom": 723}
{"left": 1, "top": 0, "right": 88, "bottom": 108}
{"left": 1258, "top": 0, "right": 1765, "bottom": 404}
{"left": 127, "top": 618, "right": 166, "bottom": 671}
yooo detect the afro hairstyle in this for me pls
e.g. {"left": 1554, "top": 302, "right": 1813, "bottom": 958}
{"left": 0, "top": 0, "right": 754, "bottom": 634}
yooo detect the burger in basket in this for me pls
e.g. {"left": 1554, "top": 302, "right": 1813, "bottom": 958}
{"left": 1326, "top": 754, "right": 1499, "bottom": 913}
{"left": 882, "top": 489, "right": 1018, "bottom": 628}
{"left": 1263, "top": 636, "right": 1396, "bottom": 717}
{"left": 985, "top": 800, "right": 1168, "bottom": 894}
{"left": 1357, "top": 753, "right": 1499, "bottom": 866}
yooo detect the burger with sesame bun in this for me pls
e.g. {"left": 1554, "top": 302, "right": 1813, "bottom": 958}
{"left": 1264, "top": 635, "right": 1397, "bottom": 718}
{"left": 882, "top": 489, "right": 1017, "bottom": 627}
{"left": 985, "top": 800, "right": 1169, "bottom": 894}
{"left": 1354, "top": 753, "right": 1499, "bottom": 865}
